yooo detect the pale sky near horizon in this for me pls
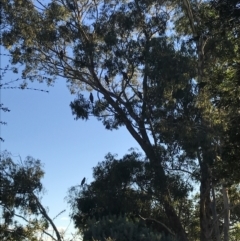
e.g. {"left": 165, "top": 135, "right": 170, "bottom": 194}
{"left": 0, "top": 48, "right": 142, "bottom": 238}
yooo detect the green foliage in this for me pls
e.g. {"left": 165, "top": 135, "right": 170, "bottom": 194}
{"left": 68, "top": 152, "right": 151, "bottom": 224}
{"left": 2, "top": 0, "right": 240, "bottom": 240}
{"left": 70, "top": 93, "right": 91, "bottom": 120}
{"left": 0, "top": 151, "right": 44, "bottom": 240}
{"left": 68, "top": 152, "right": 194, "bottom": 241}
{"left": 0, "top": 151, "right": 64, "bottom": 241}
{"left": 83, "top": 215, "right": 176, "bottom": 241}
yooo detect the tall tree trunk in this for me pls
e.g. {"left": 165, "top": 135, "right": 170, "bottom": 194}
{"left": 103, "top": 63, "right": 189, "bottom": 241}
{"left": 181, "top": 2, "right": 212, "bottom": 238}
{"left": 211, "top": 185, "right": 221, "bottom": 241}
{"left": 222, "top": 185, "right": 230, "bottom": 241}
{"left": 199, "top": 179, "right": 212, "bottom": 241}
{"left": 198, "top": 151, "right": 212, "bottom": 241}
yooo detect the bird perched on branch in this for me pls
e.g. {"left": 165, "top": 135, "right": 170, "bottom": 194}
{"left": 121, "top": 71, "right": 128, "bottom": 80}
{"left": 59, "top": 50, "right": 64, "bottom": 60}
{"left": 198, "top": 81, "right": 207, "bottom": 89}
{"left": 89, "top": 93, "right": 94, "bottom": 103}
{"left": 81, "top": 177, "right": 86, "bottom": 186}
{"left": 187, "top": 35, "right": 200, "bottom": 43}
{"left": 137, "top": 91, "right": 142, "bottom": 99}
{"left": 105, "top": 75, "right": 109, "bottom": 85}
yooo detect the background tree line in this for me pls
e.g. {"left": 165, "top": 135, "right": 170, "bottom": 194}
{"left": 1, "top": 0, "right": 240, "bottom": 240}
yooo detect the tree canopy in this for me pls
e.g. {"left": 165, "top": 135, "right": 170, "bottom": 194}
{"left": 1, "top": 0, "right": 240, "bottom": 240}
{"left": 0, "top": 151, "right": 66, "bottom": 241}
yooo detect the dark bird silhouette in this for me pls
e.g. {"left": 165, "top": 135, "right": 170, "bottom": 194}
{"left": 187, "top": 35, "right": 200, "bottom": 43}
{"left": 122, "top": 71, "right": 128, "bottom": 80}
{"left": 26, "top": 47, "right": 32, "bottom": 53}
{"left": 137, "top": 91, "right": 142, "bottom": 99}
{"left": 105, "top": 75, "right": 109, "bottom": 85}
{"left": 66, "top": 1, "right": 75, "bottom": 10}
{"left": 89, "top": 93, "right": 94, "bottom": 103}
{"left": 198, "top": 82, "right": 207, "bottom": 89}
{"left": 81, "top": 177, "right": 86, "bottom": 186}
{"left": 59, "top": 50, "right": 64, "bottom": 60}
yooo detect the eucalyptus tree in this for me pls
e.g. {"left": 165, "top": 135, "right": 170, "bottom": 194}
{"left": 2, "top": 0, "right": 240, "bottom": 240}
{"left": 171, "top": 1, "right": 240, "bottom": 240}
{"left": 68, "top": 152, "right": 192, "bottom": 240}
{"left": 0, "top": 151, "right": 63, "bottom": 241}
{"left": 1, "top": 1, "right": 193, "bottom": 240}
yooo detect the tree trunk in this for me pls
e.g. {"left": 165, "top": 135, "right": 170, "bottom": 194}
{"left": 211, "top": 185, "right": 221, "bottom": 241}
{"left": 103, "top": 80, "right": 189, "bottom": 241}
{"left": 200, "top": 181, "right": 212, "bottom": 241}
{"left": 222, "top": 185, "right": 230, "bottom": 241}
{"left": 198, "top": 151, "right": 212, "bottom": 241}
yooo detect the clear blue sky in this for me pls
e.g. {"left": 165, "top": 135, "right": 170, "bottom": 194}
{"left": 0, "top": 49, "right": 141, "bottom": 237}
